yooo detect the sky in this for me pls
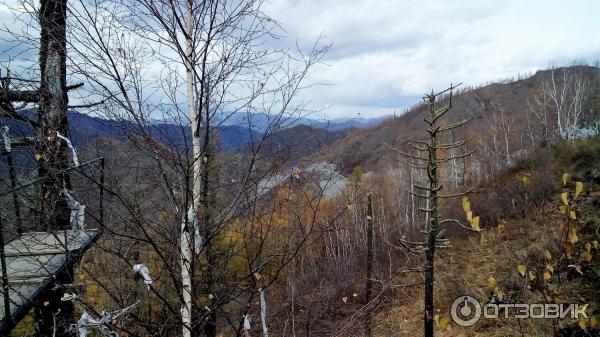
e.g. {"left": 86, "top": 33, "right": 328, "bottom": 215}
{"left": 1, "top": 0, "right": 600, "bottom": 121}
{"left": 263, "top": 0, "right": 600, "bottom": 119}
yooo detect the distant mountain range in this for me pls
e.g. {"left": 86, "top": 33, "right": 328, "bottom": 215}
{"left": 4, "top": 66, "right": 599, "bottom": 179}
{"left": 67, "top": 112, "right": 260, "bottom": 151}
{"left": 2, "top": 109, "right": 384, "bottom": 153}
{"left": 183, "top": 111, "right": 386, "bottom": 133}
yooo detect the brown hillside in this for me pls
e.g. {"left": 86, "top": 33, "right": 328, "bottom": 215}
{"left": 312, "top": 65, "right": 600, "bottom": 173}
{"left": 260, "top": 124, "right": 347, "bottom": 165}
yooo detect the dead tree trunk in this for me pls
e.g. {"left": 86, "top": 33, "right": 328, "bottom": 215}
{"left": 36, "top": 0, "right": 70, "bottom": 231}
{"left": 35, "top": 0, "right": 74, "bottom": 335}
{"left": 423, "top": 92, "right": 440, "bottom": 337}
{"left": 387, "top": 84, "right": 476, "bottom": 337}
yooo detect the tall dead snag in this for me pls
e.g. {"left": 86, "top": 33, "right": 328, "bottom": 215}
{"left": 36, "top": 0, "right": 71, "bottom": 231}
{"left": 35, "top": 0, "right": 76, "bottom": 334}
{"left": 386, "top": 84, "right": 479, "bottom": 337}
{"left": 0, "top": 0, "right": 74, "bottom": 229}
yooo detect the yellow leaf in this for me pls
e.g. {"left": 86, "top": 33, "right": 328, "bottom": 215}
{"left": 434, "top": 314, "right": 440, "bottom": 326}
{"left": 570, "top": 211, "right": 577, "bottom": 220}
{"left": 497, "top": 288, "right": 505, "bottom": 300}
{"left": 466, "top": 211, "right": 473, "bottom": 223}
{"left": 497, "top": 222, "right": 505, "bottom": 234}
{"left": 342, "top": 296, "right": 348, "bottom": 304}
{"left": 591, "top": 316, "right": 598, "bottom": 328}
{"left": 471, "top": 216, "right": 481, "bottom": 231}
{"left": 462, "top": 196, "right": 471, "bottom": 213}
{"left": 522, "top": 175, "right": 531, "bottom": 187}
{"left": 518, "top": 264, "right": 526, "bottom": 277}
{"left": 35, "top": 153, "right": 42, "bottom": 161}
{"left": 585, "top": 242, "right": 592, "bottom": 252}
{"left": 582, "top": 251, "right": 592, "bottom": 262}
{"left": 561, "top": 192, "right": 569, "bottom": 205}
{"left": 579, "top": 318, "right": 590, "bottom": 331}
{"left": 347, "top": 204, "right": 353, "bottom": 211}
{"left": 546, "top": 264, "right": 554, "bottom": 273}
{"left": 575, "top": 264, "right": 583, "bottom": 275}
{"left": 563, "top": 173, "right": 571, "bottom": 186}
{"left": 528, "top": 271, "right": 536, "bottom": 281}
{"left": 593, "top": 241, "right": 599, "bottom": 250}
{"left": 575, "top": 181, "right": 583, "bottom": 198}
{"left": 544, "top": 250, "right": 552, "bottom": 261}
{"left": 439, "top": 317, "right": 450, "bottom": 329}
{"left": 487, "top": 276, "right": 497, "bottom": 289}
{"left": 543, "top": 271, "right": 551, "bottom": 282}
{"left": 560, "top": 205, "right": 567, "bottom": 215}
{"left": 569, "top": 228, "right": 579, "bottom": 244}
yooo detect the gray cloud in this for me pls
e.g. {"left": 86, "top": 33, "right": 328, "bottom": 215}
{"left": 265, "top": 0, "right": 600, "bottom": 118}
{"left": 2, "top": 0, "right": 599, "bottom": 119}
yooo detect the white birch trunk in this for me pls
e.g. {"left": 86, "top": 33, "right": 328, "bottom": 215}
{"left": 181, "top": 0, "right": 200, "bottom": 335}
{"left": 259, "top": 288, "right": 269, "bottom": 337}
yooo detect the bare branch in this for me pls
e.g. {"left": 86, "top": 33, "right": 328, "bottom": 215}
{"left": 438, "top": 118, "right": 473, "bottom": 133}
{"left": 440, "top": 219, "right": 481, "bottom": 232}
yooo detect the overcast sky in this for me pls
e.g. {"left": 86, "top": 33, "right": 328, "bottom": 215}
{"left": 264, "top": 0, "right": 600, "bottom": 119}
{"left": 2, "top": 0, "right": 600, "bottom": 120}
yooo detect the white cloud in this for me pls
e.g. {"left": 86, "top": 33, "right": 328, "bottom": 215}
{"left": 265, "top": 0, "right": 600, "bottom": 118}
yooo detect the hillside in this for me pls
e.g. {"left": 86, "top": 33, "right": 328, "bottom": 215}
{"left": 312, "top": 65, "right": 600, "bottom": 173}
{"left": 284, "top": 137, "right": 600, "bottom": 336}
{"left": 371, "top": 138, "right": 600, "bottom": 337}
{"left": 258, "top": 124, "right": 347, "bottom": 165}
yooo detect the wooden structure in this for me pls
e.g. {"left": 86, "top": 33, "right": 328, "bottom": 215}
{"left": 0, "top": 229, "right": 100, "bottom": 333}
{"left": 0, "top": 155, "right": 105, "bottom": 335}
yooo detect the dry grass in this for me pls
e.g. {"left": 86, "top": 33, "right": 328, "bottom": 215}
{"left": 370, "top": 193, "right": 597, "bottom": 337}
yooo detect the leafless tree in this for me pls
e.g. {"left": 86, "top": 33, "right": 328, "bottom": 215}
{"left": 528, "top": 67, "right": 597, "bottom": 144}
{"left": 386, "top": 84, "right": 478, "bottom": 337}
{"left": 31, "top": 0, "right": 331, "bottom": 336}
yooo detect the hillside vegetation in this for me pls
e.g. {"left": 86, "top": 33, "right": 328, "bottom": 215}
{"left": 369, "top": 138, "right": 600, "bottom": 336}
{"left": 313, "top": 66, "right": 600, "bottom": 174}
{"left": 1, "top": 0, "right": 599, "bottom": 333}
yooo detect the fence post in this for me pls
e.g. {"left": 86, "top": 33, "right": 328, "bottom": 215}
{"left": 99, "top": 157, "right": 105, "bottom": 228}
{"left": 5, "top": 155, "right": 21, "bottom": 235}
{"left": 365, "top": 193, "right": 373, "bottom": 337}
{"left": 0, "top": 212, "right": 12, "bottom": 327}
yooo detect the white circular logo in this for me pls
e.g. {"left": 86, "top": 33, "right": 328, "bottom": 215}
{"left": 451, "top": 296, "right": 481, "bottom": 326}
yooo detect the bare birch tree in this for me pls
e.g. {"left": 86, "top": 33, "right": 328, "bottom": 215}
{"left": 54, "top": 0, "right": 329, "bottom": 336}
{"left": 529, "top": 67, "right": 596, "bottom": 143}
